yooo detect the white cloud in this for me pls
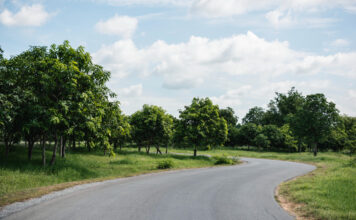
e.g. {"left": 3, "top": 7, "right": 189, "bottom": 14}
{"left": 0, "top": 4, "right": 51, "bottom": 27}
{"left": 265, "top": 9, "right": 294, "bottom": 28}
{"left": 118, "top": 84, "right": 143, "bottom": 97}
{"left": 95, "top": 15, "right": 138, "bottom": 38}
{"left": 331, "top": 39, "right": 350, "bottom": 47}
{"left": 94, "top": 31, "right": 356, "bottom": 90}
{"left": 93, "top": 31, "right": 356, "bottom": 117}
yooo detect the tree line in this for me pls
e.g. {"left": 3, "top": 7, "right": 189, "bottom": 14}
{"left": 1, "top": 42, "right": 355, "bottom": 166}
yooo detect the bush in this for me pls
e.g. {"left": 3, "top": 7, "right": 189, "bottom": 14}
{"left": 157, "top": 159, "right": 174, "bottom": 169}
{"left": 214, "top": 155, "right": 239, "bottom": 165}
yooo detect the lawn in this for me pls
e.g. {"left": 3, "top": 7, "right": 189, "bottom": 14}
{"left": 171, "top": 147, "right": 356, "bottom": 220}
{"left": 0, "top": 144, "right": 216, "bottom": 207}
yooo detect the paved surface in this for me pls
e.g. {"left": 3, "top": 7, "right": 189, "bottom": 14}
{"left": 2, "top": 157, "right": 315, "bottom": 220}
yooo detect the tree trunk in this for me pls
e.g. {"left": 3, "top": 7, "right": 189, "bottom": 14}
{"left": 61, "top": 137, "right": 66, "bottom": 158}
{"left": 60, "top": 136, "right": 63, "bottom": 156}
{"left": 50, "top": 133, "right": 58, "bottom": 165}
{"left": 28, "top": 140, "right": 34, "bottom": 160}
{"left": 42, "top": 136, "right": 46, "bottom": 167}
{"left": 193, "top": 147, "right": 197, "bottom": 157}
{"left": 156, "top": 146, "right": 162, "bottom": 154}
{"left": 313, "top": 142, "right": 318, "bottom": 157}
{"left": 138, "top": 146, "right": 141, "bottom": 152}
{"left": 165, "top": 145, "right": 168, "bottom": 154}
{"left": 146, "top": 146, "right": 150, "bottom": 154}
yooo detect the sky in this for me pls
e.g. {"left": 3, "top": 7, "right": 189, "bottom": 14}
{"left": 1, "top": 0, "right": 356, "bottom": 119}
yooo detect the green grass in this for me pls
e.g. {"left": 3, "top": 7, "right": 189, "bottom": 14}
{"left": 171, "top": 147, "right": 356, "bottom": 220}
{"left": 0, "top": 145, "right": 216, "bottom": 206}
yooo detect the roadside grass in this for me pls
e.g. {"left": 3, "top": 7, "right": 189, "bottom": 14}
{"left": 171, "top": 147, "right": 356, "bottom": 220}
{"left": 0, "top": 145, "right": 216, "bottom": 207}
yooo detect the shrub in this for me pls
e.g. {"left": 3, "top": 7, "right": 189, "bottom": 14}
{"left": 214, "top": 155, "right": 239, "bottom": 165}
{"left": 157, "top": 159, "right": 174, "bottom": 169}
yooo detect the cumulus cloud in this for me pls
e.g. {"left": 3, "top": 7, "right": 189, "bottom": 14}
{"left": 95, "top": 15, "right": 138, "bottom": 38}
{"left": 0, "top": 4, "right": 51, "bottom": 27}
{"left": 94, "top": 31, "right": 356, "bottom": 91}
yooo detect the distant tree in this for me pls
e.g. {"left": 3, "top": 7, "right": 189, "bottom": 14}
{"left": 242, "top": 107, "right": 265, "bottom": 125}
{"left": 130, "top": 105, "right": 172, "bottom": 154}
{"left": 219, "top": 107, "right": 239, "bottom": 146}
{"left": 219, "top": 107, "right": 238, "bottom": 127}
{"left": 178, "top": 98, "right": 227, "bottom": 156}
{"left": 237, "top": 123, "right": 260, "bottom": 149}
{"left": 253, "top": 134, "right": 269, "bottom": 150}
{"left": 342, "top": 116, "right": 356, "bottom": 156}
{"left": 293, "top": 94, "right": 339, "bottom": 156}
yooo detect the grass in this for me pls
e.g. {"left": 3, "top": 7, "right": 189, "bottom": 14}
{"left": 0, "top": 144, "right": 217, "bottom": 207}
{"left": 171, "top": 147, "right": 356, "bottom": 220}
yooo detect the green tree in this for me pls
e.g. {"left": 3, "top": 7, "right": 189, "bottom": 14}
{"left": 178, "top": 98, "right": 227, "bottom": 156}
{"left": 130, "top": 105, "right": 173, "bottom": 154}
{"left": 253, "top": 133, "right": 270, "bottom": 150}
{"left": 237, "top": 123, "right": 260, "bottom": 149}
{"left": 293, "top": 94, "right": 339, "bottom": 156}
{"left": 219, "top": 107, "right": 239, "bottom": 146}
{"left": 242, "top": 107, "right": 265, "bottom": 125}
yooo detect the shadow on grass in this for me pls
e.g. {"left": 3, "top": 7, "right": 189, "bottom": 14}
{"left": 0, "top": 145, "right": 98, "bottom": 179}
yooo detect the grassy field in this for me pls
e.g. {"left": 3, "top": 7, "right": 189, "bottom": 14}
{"left": 0, "top": 145, "right": 218, "bottom": 207}
{"left": 172, "top": 147, "right": 356, "bottom": 220}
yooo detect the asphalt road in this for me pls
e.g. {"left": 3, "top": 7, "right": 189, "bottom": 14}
{"left": 2, "top": 157, "right": 315, "bottom": 220}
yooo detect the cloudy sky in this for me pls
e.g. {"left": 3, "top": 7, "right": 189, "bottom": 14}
{"left": 1, "top": 0, "right": 356, "bottom": 119}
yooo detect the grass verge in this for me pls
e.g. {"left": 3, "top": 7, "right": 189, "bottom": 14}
{"left": 171, "top": 147, "right": 356, "bottom": 220}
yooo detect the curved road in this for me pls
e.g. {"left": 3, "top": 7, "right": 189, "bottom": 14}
{"left": 2, "top": 158, "right": 315, "bottom": 220}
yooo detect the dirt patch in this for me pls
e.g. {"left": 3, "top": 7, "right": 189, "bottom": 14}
{"left": 275, "top": 185, "right": 315, "bottom": 220}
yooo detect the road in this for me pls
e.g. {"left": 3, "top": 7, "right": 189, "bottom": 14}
{"left": 2, "top": 157, "right": 315, "bottom": 220}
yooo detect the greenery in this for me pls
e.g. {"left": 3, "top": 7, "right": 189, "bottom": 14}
{"left": 171, "top": 147, "right": 356, "bottom": 220}
{"left": 175, "top": 97, "right": 228, "bottom": 156}
{"left": 157, "top": 159, "right": 175, "bottom": 169}
{"left": 213, "top": 155, "right": 239, "bottom": 165}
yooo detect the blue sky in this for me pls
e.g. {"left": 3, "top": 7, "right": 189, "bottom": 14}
{"left": 1, "top": 0, "right": 356, "bottom": 119}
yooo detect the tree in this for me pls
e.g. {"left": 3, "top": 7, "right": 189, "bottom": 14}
{"left": 178, "top": 98, "right": 227, "bottom": 156}
{"left": 0, "top": 51, "right": 22, "bottom": 157}
{"left": 130, "top": 105, "right": 172, "bottom": 154}
{"left": 293, "top": 94, "right": 339, "bottom": 156}
{"left": 242, "top": 107, "right": 265, "bottom": 125}
{"left": 261, "top": 125, "right": 285, "bottom": 150}
{"left": 267, "top": 87, "right": 304, "bottom": 126}
{"left": 237, "top": 123, "right": 260, "bottom": 149}
{"left": 219, "top": 107, "right": 239, "bottom": 146}
{"left": 253, "top": 134, "right": 270, "bottom": 150}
